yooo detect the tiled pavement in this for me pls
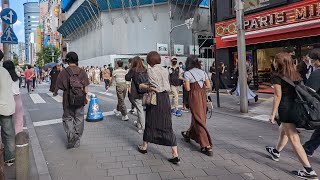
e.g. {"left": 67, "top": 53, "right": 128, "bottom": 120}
{"left": 35, "top": 111, "right": 320, "bottom": 180}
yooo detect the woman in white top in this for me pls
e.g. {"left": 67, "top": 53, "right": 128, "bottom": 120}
{"left": 3, "top": 60, "right": 24, "bottom": 134}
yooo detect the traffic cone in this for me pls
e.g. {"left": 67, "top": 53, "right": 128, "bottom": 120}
{"left": 86, "top": 94, "right": 104, "bottom": 122}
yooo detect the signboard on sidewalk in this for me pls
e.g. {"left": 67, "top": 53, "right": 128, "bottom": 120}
{"left": 157, "top": 43, "right": 168, "bottom": 55}
{"left": 174, "top": 44, "right": 184, "bottom": 55}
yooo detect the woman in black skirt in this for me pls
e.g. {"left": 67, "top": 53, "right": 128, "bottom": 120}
{"left": 138, "top": 51, "right": 180, "bottom": 165}
{"left": 266, "top": 52, "right": 318, "bottom": 180}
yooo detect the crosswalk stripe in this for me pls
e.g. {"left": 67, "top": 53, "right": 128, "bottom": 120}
{"left": 99, "top": 92, "right": 113, "bottom": 96}
{"left": 47, "top": 93, "right": 63, "bottom": 103}
{"left": 33, "top": 119, "right": 62, "bottom": 127}
{"left": 33, "top": 109, "right": 132, "bottom": 127}
{"left": 29, "top": 94, "right": 46, "bottom": 104}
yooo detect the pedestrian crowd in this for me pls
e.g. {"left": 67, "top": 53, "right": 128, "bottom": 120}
{"left": 0, "top": 48, "right": 320, "bottom": 180}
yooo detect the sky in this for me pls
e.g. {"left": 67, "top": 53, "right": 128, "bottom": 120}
{"left": 1, "top": 0, "right": 38, "bottom": 43}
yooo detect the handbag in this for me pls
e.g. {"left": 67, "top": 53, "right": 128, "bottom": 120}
{"left": 142, "top": 84, "right": 157, "bottom": 106}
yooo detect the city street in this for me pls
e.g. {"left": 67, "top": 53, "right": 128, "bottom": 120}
{"left": 7, "top": 82, "right": 320, "bottom": 180}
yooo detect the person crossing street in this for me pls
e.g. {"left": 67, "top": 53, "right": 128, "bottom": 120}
{"left": 112, "top": 61, "right": 129, "bottom": 121}
{"left": 168, "top": 56, "right": 184, "bottom": 117}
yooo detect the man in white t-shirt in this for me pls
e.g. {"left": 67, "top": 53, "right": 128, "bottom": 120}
{"left": 0, "top": 50, "right": 16, "bottom": 166}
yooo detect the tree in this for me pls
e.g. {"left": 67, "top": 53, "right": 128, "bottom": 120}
{"left": 36, "top": 45, "right": 61, "bottom": 67}
{"left": 12, "top": 53, "right": 19, "bottom": 66}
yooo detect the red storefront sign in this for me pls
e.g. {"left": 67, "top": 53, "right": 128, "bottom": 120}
{"left": 215, "top": 0, "right": 320, "bottom": 49}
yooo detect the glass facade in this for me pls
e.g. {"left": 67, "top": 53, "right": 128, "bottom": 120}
{"left": 24, "top": 2, "right": 40, "bottom": 63}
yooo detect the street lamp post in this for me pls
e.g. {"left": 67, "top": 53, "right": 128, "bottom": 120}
{"left": 235, "top": 0, "right": 248, "bottom": 113}
{"left": 168, "top": 18, "right": 194, "bottom": 58}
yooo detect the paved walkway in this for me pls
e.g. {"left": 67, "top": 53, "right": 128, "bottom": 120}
{"left": 19, "top": 83, "right": 320, "bottom": 180}
{"left": 35, "top": 110, "right": 319, "bottom": 180}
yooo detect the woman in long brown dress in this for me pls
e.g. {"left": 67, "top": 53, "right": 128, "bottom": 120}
{"left": 182, "top": 55, "right": 213, "bottom": 156}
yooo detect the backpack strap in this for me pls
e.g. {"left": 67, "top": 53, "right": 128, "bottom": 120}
{"left": 65, "top": 67, "right": 74, "bottom": 77}
{"left": 280, "top": 76, "right": 296, "bottom": 87}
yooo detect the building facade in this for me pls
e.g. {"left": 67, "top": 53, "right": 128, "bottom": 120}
{"left": 58, "top": 0, "right": 213, "bottom": 68}
{"left": 24, "top": 2, "right": 40, "bottom": 63}
{"left": 214, "top": 0, "right": 319, "bottom": 91}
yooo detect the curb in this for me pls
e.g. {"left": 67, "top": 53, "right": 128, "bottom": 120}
{"left": 25, "top": 110, "right": 52, "bottom": 180}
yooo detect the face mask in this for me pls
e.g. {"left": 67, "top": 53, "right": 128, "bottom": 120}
{"left": 179, "top": 65, "right": 183, "bottom": 68}
{"left": 172, "top": 61, "right": 177, "bottom": 66}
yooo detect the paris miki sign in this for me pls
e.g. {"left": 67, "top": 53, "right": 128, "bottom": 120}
{"left": 215, "top": 0, "right": 320, "bottom": 37}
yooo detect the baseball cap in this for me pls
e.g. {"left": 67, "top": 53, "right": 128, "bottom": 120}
{"left": 171, "top": 56, "right": 177, "bottom": 61}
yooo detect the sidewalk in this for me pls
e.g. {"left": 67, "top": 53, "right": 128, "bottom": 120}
{"left": 4, "top": 136, "right": 39, "bottom": 180}
{"left": 209, "top": 91, "right": 274, "bottom": 122}
{"left": 34, "top": 106, "right": 319, "bottom": 180}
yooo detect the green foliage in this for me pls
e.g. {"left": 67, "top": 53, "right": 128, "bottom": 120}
{"left": 36, "top": 45, "right": 61, "bottom": 67}
{"left": 12, "top": 53, "right": 19, "bottom": 66}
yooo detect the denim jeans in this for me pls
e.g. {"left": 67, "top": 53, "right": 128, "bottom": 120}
{"left": 304, "top": 129, "right": 320, "bottom": 155}
{"left": 0, "top": 115, "right": 15, "bottom": 162}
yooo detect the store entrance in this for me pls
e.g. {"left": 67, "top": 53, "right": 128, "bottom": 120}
{"left": 255, "top": 47, "right": 285, "bottom": 93}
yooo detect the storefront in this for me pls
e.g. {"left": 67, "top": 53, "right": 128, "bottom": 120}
{"left": 215, "top": 0, "right": 320, "bottom": 92}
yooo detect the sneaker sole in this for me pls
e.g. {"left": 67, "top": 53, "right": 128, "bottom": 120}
{"left": 266, "top": 147, "right": 279, "bottom": 162}
{"left": 293, "top": 173, "right": 319, "bottom": 180}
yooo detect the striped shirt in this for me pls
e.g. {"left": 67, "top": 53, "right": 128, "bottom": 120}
{"left": 112, "top": 68, "right": 127, "bottom": 84}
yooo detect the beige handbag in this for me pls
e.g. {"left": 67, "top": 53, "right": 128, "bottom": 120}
{"left": 142, "top": 84, "right": 157, "bottom": 106}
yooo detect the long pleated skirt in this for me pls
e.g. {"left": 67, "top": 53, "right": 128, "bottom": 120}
{"left": 143, "top": 92, "right": 177, "bottom": 146}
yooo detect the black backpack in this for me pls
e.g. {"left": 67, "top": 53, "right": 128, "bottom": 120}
{"left": 66, "top": 67, "right": 86, "bottom": 106}
{"left": 281, "top": 76, "right": 320, "bottom": 130}
{"left": 134, "top": 71, "right": 149, "bottom": 94}
{"left": 169, "top": 67, "right": 183, "bottom": 86}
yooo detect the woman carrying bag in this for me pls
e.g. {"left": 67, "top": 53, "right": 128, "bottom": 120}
{"left": 137, "top": 51, "right": 180, "bottom": 165}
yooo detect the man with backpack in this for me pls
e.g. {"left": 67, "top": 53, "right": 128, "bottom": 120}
{"left": 168, "top": 56, "right": 183, "bottom": 117}
{"left": 303, "top": 48, "right": 320, "bottom": 157}
{"left": 55, "top": 52, "right": 89, "bottom": 149}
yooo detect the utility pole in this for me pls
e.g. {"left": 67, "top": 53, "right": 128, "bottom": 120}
{"left": 235, "top": 0, "right": 248, "bottom": 113}
{"left": 210, "top": 0, "right": 220, "bottom": 107}
{"left": 2, "top": 0, "right": 10, "bottom": 61}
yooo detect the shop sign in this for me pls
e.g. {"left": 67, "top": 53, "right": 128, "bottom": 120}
{"left": 174, "top": 44, "right": 184, "bottom": 55}
{"left": 157, "top": 43, "right": 168, "bottom": 54}
{"left": 189, "top": 45, "right": 199, "bottom": 55}
{"left": 216, "top": 2, "right": 320, "bottom": 37}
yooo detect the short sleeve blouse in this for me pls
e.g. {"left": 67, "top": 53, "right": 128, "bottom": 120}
{"left": 184, "top": 68, "right": 208, "bottom": 88}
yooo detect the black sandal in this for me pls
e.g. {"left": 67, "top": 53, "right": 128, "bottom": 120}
{"left": 200, "top": 147, "right": 213, "bottom": 156}
{"left": 137, "top": 145, "right": 147, "bottom": 154}
{"left": 181, "top": 131, "right": 190, "bottom": 143}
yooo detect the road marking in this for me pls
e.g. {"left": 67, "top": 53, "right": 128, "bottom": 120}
{"left": 251, "top": 115, "right": 269, "bottom": 122}
{"left": 47, "top": 93, "right": 62, "bottom": 103}
{"left": 30, "top": 94, "right": 46, "bottom": 104}
{"left": 33, "top": 109, "right": 132, "bottom": 127}
{"left": 99, "top": 92, "right": 113, "bottom": 96}
{"left": 33, "top": 119, "right": 62, "bottom": 127}
{"left": 88, "top": 92, "right": 94, "bottom": 96}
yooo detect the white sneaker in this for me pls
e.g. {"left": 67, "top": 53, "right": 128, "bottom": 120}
{"left": 113, "top": 109, "right": 121, "bottom": 116}
{"left": 138, "top": 129, "right": 144, "bottom": 134}
{"left": 122, "top": 115, "right": 129, "bottom": 121}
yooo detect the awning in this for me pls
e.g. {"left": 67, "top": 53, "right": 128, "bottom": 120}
{"left": 57, "top": 0, "right": 99, "bottom": 38}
